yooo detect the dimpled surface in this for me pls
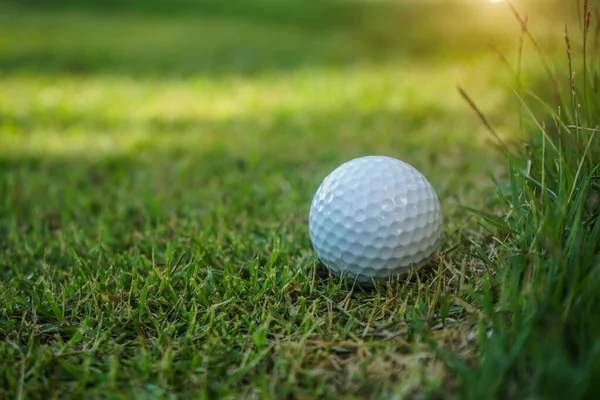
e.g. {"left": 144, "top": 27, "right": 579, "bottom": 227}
{"left": 308, "top": 156, "right": 442, "bottom": 284}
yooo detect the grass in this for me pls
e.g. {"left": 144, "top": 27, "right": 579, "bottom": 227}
{"left": 451, "top": 1, "right": 600, "bottom": 397}
{"left": 0, "top": 0, "right": 598, "bottom": 398}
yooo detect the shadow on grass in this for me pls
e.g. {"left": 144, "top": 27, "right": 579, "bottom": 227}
{"left": 9, "top": 0, "right": 367, "bottom": 28}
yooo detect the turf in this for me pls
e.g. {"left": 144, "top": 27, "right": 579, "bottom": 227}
{"left": 0, "top": 1, "right": 598, "bottom": 399}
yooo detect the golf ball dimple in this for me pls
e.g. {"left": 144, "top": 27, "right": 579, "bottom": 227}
{"left": 308, "top": 155, "right": 443, "bottom": 284}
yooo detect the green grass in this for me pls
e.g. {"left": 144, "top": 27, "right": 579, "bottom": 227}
{"left": 449, "top": 1, "right": 600, "bottom": 397}
{"left": 0, "top": 0, "right": 598, "bottom": 398}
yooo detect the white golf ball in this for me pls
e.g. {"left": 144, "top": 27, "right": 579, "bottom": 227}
{"left": 308, "top": 155, "right": 442, "bottom": 284}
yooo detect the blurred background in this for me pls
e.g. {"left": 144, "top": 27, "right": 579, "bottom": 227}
{"left": 0, "top": 0, "right": 567, "bottom": 157}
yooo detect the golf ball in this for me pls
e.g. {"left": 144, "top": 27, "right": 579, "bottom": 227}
{"left": 308, "top": 155, "right": 442, "bottom": 284}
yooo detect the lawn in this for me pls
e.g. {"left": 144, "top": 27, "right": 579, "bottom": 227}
{"left": 1, "top": 0, "right": 598, "bottom": 399}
